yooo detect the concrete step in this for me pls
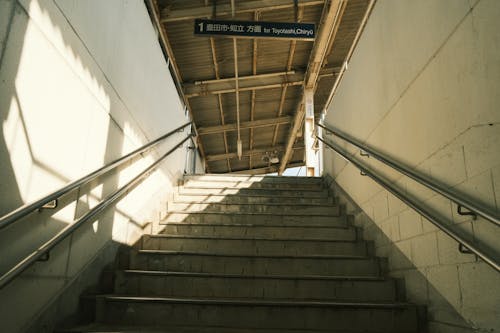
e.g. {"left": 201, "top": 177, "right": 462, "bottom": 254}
{"left": 182, "top": 179, "right": 324, "bottom": 191}
{"left": 161, "top": 212, "right": 349, "bottom": 227}
{"left": 178, "top": 186, "right": 330, "bottom": 198}
{"left": 173, "top": 193, "right": 334, "bottom": 205}
{"left": 114, "top": 270, "right": 398, "bottom": 302}
{"left": 141, "top": 235, "right": 371, "bottom": 257}
{"left": 129, "top": 250, "right": 385, "bottom": 277}
{"left": 91, "top": 296, "right": 419, "bottom": 332}
{"left": 183, "top": 174, "right": 324, "bottom": 185}
{"left": 159, "top": 223, "right": 358, "bottom": 240}
{"left": 167, "top": 202, "right": 340, "bottom": 216}
{"left": 58, "top": 323, "right": 414, "bottom": 333}
{"left": 59, "top": 323, "right": 388, "bottom": 333}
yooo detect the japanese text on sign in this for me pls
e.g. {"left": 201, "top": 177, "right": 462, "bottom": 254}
{"left": 194, "top": 19, "right": 315, "bottom": 41}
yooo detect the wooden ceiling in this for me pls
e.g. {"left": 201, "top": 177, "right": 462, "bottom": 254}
{"left": 149, "top": 0, "right": 372, "bottom": 174}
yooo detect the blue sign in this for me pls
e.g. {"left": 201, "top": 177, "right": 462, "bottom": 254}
{"left": 194, "top": 19, "right": 315, "bottom": 41}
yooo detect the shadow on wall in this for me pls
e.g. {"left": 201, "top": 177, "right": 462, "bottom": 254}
{"left": 0, "top": 1, "right": 124, "bottom": 332}
{"left": 328, "top": 177, "right": 499, "bottom": 333}
{"left": 0, "top": 1, "right": 178, "bottom": 332}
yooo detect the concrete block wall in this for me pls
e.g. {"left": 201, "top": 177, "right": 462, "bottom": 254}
{"left": 0, "top": 0, "right": 200, "bottom": 332}
{"left": 323, "top": 0, "right": 500, "bottom": 332}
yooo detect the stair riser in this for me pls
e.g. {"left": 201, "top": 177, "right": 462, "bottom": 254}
{"left": 95, "top": 301, "right": 418, "bottom": 332}
{"left": 141, "top": 237, "right": 369, "bottom": 257}
{"left": 174, "top": 194, "right": 334, "bottom": 205}
{"left": 162, "top": 213, "right": 348, "bottom": 227}
{"left": 129, "top": 253, "right": 382, "bottom": 277}
{"left": 178, "top": 188, "right": 329, "bottom": 198}
{"left": 160, "top": 224, "right": 358, "bottom": 240}
{"left": 183, "top": 181, "right": 323, "bottom": 190}
{"left": 167, "top": 203, "right": 340, "bottom": 215}
{"left": 115, "top": 273, "right": 397, "bottom": 302}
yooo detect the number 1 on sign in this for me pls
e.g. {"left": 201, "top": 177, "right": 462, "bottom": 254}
{"left": 198, "top": 22, "right": 204, "bottom": 32}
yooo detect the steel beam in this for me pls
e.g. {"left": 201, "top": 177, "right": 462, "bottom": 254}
{"left": 184, "top": 72, "right": 304, "bottom": 97}
{"left": 161, "top": 0, "right": 325, "bottom": 23}
{"left": 230, "top": 162, "right": 304, "bottom": 175}
{"left": 206, "top": 146, "right": 285, "bottom": 162}
{"left": 278, "top": 0, "right": 345, "bottom": 174}
{"left": 198, "top": 116, "right": 292, "bottom": 136}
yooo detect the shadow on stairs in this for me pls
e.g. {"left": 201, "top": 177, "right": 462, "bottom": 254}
{"left": 58, "top": 174, "right": 426, "bottom": 333}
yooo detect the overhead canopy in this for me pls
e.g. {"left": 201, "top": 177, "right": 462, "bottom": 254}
{"left": 150, "top": 0, "right": 372, "bottom": 174}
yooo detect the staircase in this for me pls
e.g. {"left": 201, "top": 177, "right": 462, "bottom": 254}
{"left": 63, "top": 174, "right": 424, "bottom": 332}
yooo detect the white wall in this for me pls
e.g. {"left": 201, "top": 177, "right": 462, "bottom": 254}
{"left": 0, "top": 0, "right": 195, "bottom": 331}
{"left": 323, "top": 0, "right": 499, "bottom": 332}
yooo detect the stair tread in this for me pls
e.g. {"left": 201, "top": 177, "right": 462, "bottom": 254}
{"left": 165, "top": 210, "right": 341, "bottom": 216}
{"left": 138, "top": 249, "right": 371, "bottom": 259}
{"left": 120, "top": 269, "right": 387, "bottom": 281}
{"left": 95, "top": 295, "right": 415, "bottom": 309}
{"left": 172, "top": 199, "right": 333, "bottom": 206}
{"left": 161, "top": 222, "right": 350, "bottom": 229}
{"left": 178, "top": 189, "right": 330, "bottom": 199}
{"left": 170, "top": 200, "right": 338, "bottom": 208}
{"left": 182, "top": 185, "right": 325, "bottom": 191}
{"left": 176, "top": 192, "right": 328, "bottom": 197}
{"left": 148, "top": 234, "right": 358, "bottom": 242}
{"left": 60, "top": 323, "right": 373, "bottom": 333}
{"left": 59, "top": 323, "right": 350, "bottom": 333}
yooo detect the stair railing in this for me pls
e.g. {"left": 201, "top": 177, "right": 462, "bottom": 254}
{"left": 0, "top": 121, "right": 194, "bottom": 289}
{"left": 316, "top": 121, "right": 499, "bottom": 272}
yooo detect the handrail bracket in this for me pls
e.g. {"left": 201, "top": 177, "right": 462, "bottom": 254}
{"left": 36, "top": 252, "right": 50, "bottom": 262}
{"left": 457, "top": 205, "right": 477, "bottom": 220}
{"left": 458, "top": 243, "right": 474, "bottom": 255}
{"left": 41, "top": 200, "right": 58, "bottom": 210}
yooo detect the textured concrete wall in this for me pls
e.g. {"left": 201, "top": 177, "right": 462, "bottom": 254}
{"left": 0, "top": 0, "right": 193, "bottom": 331}
{"left": 323, "top": 0, "right": 500, "bottom": 332}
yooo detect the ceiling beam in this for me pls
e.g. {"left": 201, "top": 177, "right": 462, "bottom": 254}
{"left": 229, "top": 162, "right": 305, "bottom": 175}
{"left": 161, "top": 0, "right": 325, "bottom": 23}
{"left": 272, "top": 7, "right": 303, "bottom": 147}
{"left": 184, "top": 71, "right": 304, "bottom": 98}
{"left": 278, "top": 0, "right": 346, "bottom": 174}
{"left": 198, "top": 116, "right": 292, "bottom": 136}
{"left": 206, "top": 146, "right": 285, "bottom": 162}
{"left": 206, "top": 145, "right": 304, "bottom": 162}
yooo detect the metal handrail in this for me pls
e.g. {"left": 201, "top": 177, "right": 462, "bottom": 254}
{"left": 317, "top": 122, "right": 500, "bottom": 227}
{"left": 0, "top": 122, "right": 192, "bottom": 231}
{"left": 0, "top": 132, "right": 193, "bottom": 289}
{"left": 316, "top": 134, "right": 499, "bottom": 272}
